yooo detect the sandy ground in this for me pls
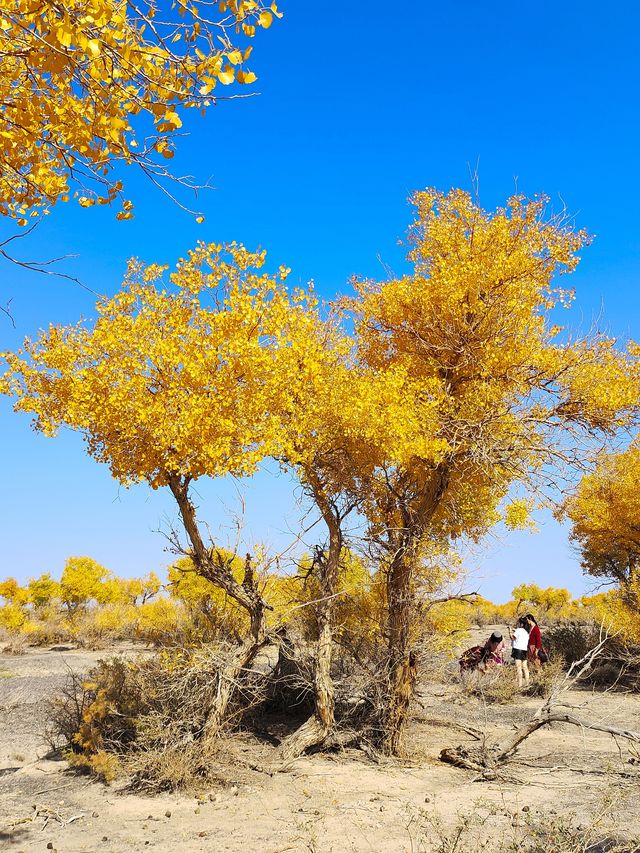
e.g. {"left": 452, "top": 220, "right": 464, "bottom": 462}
{"left": 1, "top": 637, "right": 640, "bottom": 853}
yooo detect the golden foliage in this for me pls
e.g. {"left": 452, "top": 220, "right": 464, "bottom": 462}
{"left": 0, "top": 0, "right": 281, "bottom": 220}
{"left": 60, "top": 555, "right": 110, "bottom": 613}
{"left": 134, "top": 596, "right": 187, "bottom": 645}
{"left": 350, "top": 190, "right": 640, "bottom": 548}
{"left": 168, "top": 553, "right": 248, "bottom": 638}
{"left": 2, "top": 243, "right": 318, "bottom": 490}
{"left": 0, "top": 601, "right": 28, "bottom": 631}
{"left": 564, "top": 443, "right": 640, "bottom": 642}
{"left": 26, "top": 573, "right": 61, "bottom": 608}
{"left": 0, "top": 577, "right": 28, "bottom": 605}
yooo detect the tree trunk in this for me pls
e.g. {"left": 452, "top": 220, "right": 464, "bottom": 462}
{"left": 381, "top": 542, "right": 417, "bottom": 755}
{"left": 167, "top": 474, "right": 269, "bottom": 742}
{"left": 278, "top": 472, "right": 342, "bottom": 761}
{"left": 201, "top": 633, "right": 267, "bottom": 744}
{"left": 379, "top": 466, "right": 450, "bottom": 755}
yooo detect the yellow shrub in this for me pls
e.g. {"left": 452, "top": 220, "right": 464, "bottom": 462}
{"left": 68, "top": 749, "right": 121, "bottom": 783}
{"left": 73, "top": 604, "right": 139, "bottom": 646}
{"left": 0, "top": 603, "right": 27, "bottom": 632}
{"left": 136, "top": 598, "right": 185, "bottom": 645}
{"left": 422, "top": 599, "right": 472, "bottom": 654}
{"left": 168, "top": 556, "right": 249, "bottom": 640}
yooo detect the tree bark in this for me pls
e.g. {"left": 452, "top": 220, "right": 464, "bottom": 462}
{"left": 167, "top": 474, "right": 269, "bottom": 742}
{"left": 382, "top": 539, "right": 417, "bottom": 755}
{"left": 380, "top": 464, "right": 450, "bottom": 755}
{"left": 278, "top": 470, "right": 343, "bottom": 761}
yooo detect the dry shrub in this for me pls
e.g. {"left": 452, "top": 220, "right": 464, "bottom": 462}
{"left": 127, "top": 743, "right": 217, "bottom": 793}
{"left": 545, "top": 623, "right": 640, "bottom": 691}
{"left": 526, "top": 656, "right": 565, "bottom": 697}
{"left": 48, "top": 644, "right": 274, "bottom": 791}
{"left": 22, "top": 607, "right": 72, "bottom": 646}
{"left": 460, "top": 665, "right": 523, "bottom": 704}
{"left": 1, "top": 631, "right": 29, "bottom": 655}
{"left": 545, "top": 622, "right": 604, "bottom": 666}
{"left": 459, "top": 656, "right": 566, "bottom": 704}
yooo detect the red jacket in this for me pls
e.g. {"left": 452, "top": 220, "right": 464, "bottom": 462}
{"left": 528, "top": 624, "right": 541, "bottom": 650}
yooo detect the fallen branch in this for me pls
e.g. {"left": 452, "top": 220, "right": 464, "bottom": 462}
{"left": 440, "top": 634, "right": 640, "bottom": 776}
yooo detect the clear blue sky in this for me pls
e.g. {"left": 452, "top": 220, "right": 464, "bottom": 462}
{"left": 1, "top": 1, "right": 639, "bottom": 601}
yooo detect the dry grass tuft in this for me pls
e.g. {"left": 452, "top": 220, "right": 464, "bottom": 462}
{"left": 405, "top": 796, "right": 640, "bottom": 852}
{"left": 459, "top": 665, "right": 524, "bottom": 704}
{"left": 459, "top": 658, "right": 566, "bottom": 704}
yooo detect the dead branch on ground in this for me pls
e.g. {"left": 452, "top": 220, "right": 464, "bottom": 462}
{"left": 440, "top": 634, "right": 640, "bottom": 779}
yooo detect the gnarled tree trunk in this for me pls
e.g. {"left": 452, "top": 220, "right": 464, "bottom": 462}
{"left": 278, "top": 471, "right": 343, "bottom": 761}
{"left": 379, "top": 465, "right": 450, "bottom": 755}
{"left": 381, "top": 538, "right": 417, "bottom": 755}
{"left": 167, "top": 474, "right": 269, "bottom": 743}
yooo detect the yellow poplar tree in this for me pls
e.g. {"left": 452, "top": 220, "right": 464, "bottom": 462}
{"left": 0, "top": 0, "right": 281, "bottom": 222}
{"left": 27, "top": 572, "right": 62, "bottom": 608}
{"left": 0, "top": 240, "right": 321, "bottom": 735}
{"left": 564, "top": 442, "right": 640, "bottom": 639}
{"left": 59, "top": 555, "right": 110, "bottom": 614}
{"left": 350, "top": 188, "right": 640, "bottom": 752}
{"left": 271, "top": 299, "right": 442, "bottom": 755}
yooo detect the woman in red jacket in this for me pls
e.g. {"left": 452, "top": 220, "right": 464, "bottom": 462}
{"left": 525, "top": 613, "right": 542, "bottom": 668}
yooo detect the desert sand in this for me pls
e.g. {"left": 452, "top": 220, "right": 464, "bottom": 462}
{"left": 2, "top": 639, "right": 639, "bottom": 852}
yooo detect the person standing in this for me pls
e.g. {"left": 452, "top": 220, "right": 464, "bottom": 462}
{"left": 509, "top": 617, "right": 530, "bottom": 688}
{"left": 525, "top": 613, "right": 542, "bottom": 669}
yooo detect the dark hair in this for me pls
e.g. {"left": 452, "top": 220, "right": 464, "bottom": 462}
{"left": 525, "top": 613, "right": 538, "bottom": 625}
{"left": 489, "top": 632, "right": 503, "bottom": 643}
{"left": 518, "top": 617, "right": 528, "bottom": 628}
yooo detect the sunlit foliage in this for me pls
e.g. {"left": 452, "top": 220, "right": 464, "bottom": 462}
{"left": 0, "top": 0, "right": 281, "bottom": 221}
{"left": 565, "top": 443, "right": 640, "bottom": 642}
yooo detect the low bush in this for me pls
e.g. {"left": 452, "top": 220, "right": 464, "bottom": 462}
{"left": 544, "top": 623, "right": 640, "bottom": 691}
{"left": 544, "top": 622, "right": 604, "bottom": 666}
{"left": 47, "top": 645, "right": 275, "bottom": 791}
{"left": 460, "top": 664, "right": 523, "bottom": 704}
{"left": 459, "top": 656, "right": 564, "bottom": 704}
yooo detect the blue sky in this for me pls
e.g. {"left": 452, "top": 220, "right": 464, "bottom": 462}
{"left": 1, "top": 1, "right": 639, "bottom": 600}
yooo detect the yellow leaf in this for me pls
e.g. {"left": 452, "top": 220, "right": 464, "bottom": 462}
{"left": 258, "top": 10, "right": 272, "bottom": 27}
{"left": 195, "top": 215, "right": 205, "bottom": 223}
{"left": 56, "top": 25, "right": 72, "bottom": 47}
{"left": 162, "top": 111, "right": 183, "bottom": 129}
{"left": 217, "top": 67, "right": 235, "bottom": 85}
{"left": 87, "top": 39, "right": 101, "bottom": 57}
{"left": 237, "top": 70, "right": 257, "bottom": 84}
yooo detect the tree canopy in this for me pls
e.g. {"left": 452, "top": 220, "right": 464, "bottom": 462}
{"left": 565, "top": 442, "right": 640, "bottom": 600}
